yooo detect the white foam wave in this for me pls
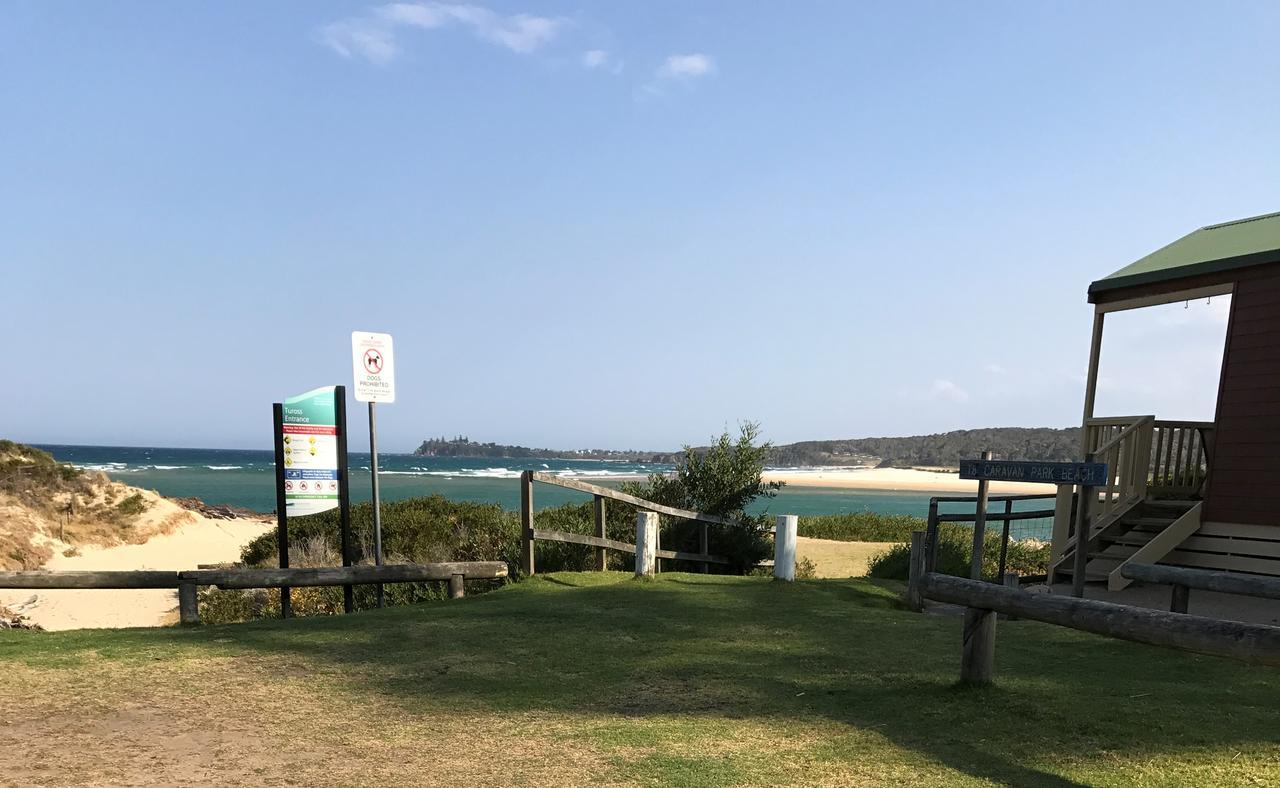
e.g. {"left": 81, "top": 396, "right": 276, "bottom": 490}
{"left": 206, "top": 465, "right": 242, "bottom": 470}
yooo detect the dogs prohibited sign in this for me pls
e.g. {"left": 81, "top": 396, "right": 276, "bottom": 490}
{"left": 352, "top": 332, "right": 395, "bottom": 403}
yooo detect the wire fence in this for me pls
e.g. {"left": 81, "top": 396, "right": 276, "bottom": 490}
{"left": 928, "top": 492, "right": 1059, "bottom": 578}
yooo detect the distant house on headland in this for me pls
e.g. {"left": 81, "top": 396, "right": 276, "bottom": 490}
{"left": 1049, "top": 211, "right": 1280, "bottom": 586}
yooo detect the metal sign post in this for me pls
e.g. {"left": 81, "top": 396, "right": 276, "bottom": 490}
{"left": 969, "top": 451, "right": 993, "bottom": 581}
{"left": 271, "top": 403, "right": 291, "bottom": 619}
{"left": 352, "top": 332, "right": 396, "bottom": 609}
{"left": 335, "top": 386, "right": 354, "bottom": 613}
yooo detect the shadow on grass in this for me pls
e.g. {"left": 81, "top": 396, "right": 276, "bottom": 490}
{"left": 7, "top": 573, "right": 1279, "bottom": 785}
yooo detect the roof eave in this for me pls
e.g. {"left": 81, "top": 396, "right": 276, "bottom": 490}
{"left": 1087, "top": 248, "right": 1280, "bottom": 302}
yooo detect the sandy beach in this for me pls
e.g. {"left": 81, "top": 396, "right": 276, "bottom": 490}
{"left": 763, "top": 467, "right": 1056, "bottom": 495}
{"left": 0, "top": 492, "right": 271, "bottom": 631}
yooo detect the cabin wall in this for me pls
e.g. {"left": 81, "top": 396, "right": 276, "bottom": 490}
{"left": 1204, "top": 265, "right": 1280, "bottom": 527}
{"left": 1177, "top": 265, "right": 1280, "bottom": 575}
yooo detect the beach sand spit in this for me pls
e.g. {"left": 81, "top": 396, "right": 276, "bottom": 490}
{"left": 764, "top": 467, "right": 1055, "bottom": 494}
{"left": 0, "top": 488, "right": 271, "bottom": 631}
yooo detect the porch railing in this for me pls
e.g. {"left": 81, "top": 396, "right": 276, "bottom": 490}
{"left": 1084, "top": 415, "right": 1155, "bottom": 527}
{"left": 1150, "top": 420, "right": 1214, "bottom": 496}
{"left": 1051, "top": 415, "right": 1216, "bottom": 576}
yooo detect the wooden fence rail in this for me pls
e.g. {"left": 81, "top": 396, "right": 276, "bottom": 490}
{"left": 923, "top": 493, "right": 1058, "bottom": 578}
{"left": 1120, "top": 562, "right": 1280, "bottom": 613}
{"left": 918, "top": 572, "right": 1280, "bottom": 674}
{"left": 0, "top": 561, "right": 508, "bottom": 626}
{"left": 906, "top": 529, "right": 1280, "bottom": 683}
{"left": 521, "top": 470, "right": 736, "bottom": 575}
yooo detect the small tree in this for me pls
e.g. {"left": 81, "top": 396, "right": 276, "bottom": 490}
{"left": 622, "top": 422, "right": 783, "bottom": 573}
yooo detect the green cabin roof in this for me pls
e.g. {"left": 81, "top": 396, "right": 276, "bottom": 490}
{"left": 1089, "top": 211, "right": 1280, "bottom": 297}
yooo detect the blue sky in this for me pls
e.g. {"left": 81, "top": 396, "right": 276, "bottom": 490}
{"left": 2, "top": 1, "right": 1278, "bottom": 452}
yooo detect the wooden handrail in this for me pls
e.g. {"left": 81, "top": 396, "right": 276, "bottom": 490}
{"left": 1089, "top": 415, "right": 1154, "bottom": 458}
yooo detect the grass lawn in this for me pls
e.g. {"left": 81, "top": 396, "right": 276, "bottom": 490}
{"left": 1, "top": 573, "right": 1278, "bottom": 786}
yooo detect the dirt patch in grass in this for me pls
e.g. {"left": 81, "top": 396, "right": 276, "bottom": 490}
{"left": 795, "top": 537, "right": 895, "bottom": 578}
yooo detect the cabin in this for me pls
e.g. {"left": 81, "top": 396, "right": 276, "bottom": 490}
{"left": 1049, "top": 211, "right": 1280, "bottom": 589}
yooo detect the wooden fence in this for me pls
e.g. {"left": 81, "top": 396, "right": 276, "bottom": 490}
{"left": 1120, "top": 562, "right": 1280, "bottom": 614}
{"left": 520, "top": 470, "right": 742, "bottom": 575}
{"left": 0, "top": 561, "right": 508, "bottom": 626}
{"left": 906, "top": 535, "right": 1280, "bottom": 682}
{"left": 924, "top": 493, "right": 1058, "bottom": 578}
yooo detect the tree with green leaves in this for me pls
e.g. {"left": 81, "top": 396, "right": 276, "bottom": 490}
{"left": 622, "top": 422, "right": 783, "bottom": 573}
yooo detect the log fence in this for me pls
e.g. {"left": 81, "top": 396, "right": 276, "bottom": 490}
{"left": 1120, "top": 562, "right": 1280, "bottom": 614}
{"left": 905, "top": 536, "right": 1280, "bottom": 683}
{"left": 520, "top": 470, "right": 732, "bottom": 575}
{"left": 0, "top": 561, "right": 508, "bottom": 626}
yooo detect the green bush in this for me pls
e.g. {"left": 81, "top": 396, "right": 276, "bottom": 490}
{"left": 115, "top": 492, "right": 148, "bottom": 516}
{"left": 620, "top": 422, "right": 782, "bottom": 573}
{"left": 799, "top": 511, "right": 927, "bottom": 542}
{"left": 866, "top": 525, "right": 1050, "bottom": 581}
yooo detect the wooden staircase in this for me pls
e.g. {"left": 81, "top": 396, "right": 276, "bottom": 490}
{"left": 1053, "top": 499, "right": 1203, "bottom": 591}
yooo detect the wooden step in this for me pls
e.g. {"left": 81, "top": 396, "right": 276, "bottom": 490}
{"left": 1109, "top": 532, "right": 1158, "bottom": 548}
{"left": 1126, "top": 517, "right": 1180, "bottom": 531}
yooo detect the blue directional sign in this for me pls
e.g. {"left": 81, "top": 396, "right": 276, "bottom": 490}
{"left": 958, "top": 459, "right": 1109, "bottom": 486}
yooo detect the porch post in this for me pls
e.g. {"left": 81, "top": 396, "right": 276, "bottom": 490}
{"left": 1081, "top": 309, "right": 1106, "bottom": 452}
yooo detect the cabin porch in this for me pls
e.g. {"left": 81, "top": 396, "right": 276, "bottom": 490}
{"left": 1049, "top": 212, "right": 1280, "bottom": 588}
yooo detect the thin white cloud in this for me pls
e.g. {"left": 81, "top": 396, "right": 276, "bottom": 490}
{"left": 983, "top": 363, "right": 1007, "bottom": 375}
{"left": 320, "top": 20, "right": 401, "bottom": 65}
{"left": 657, "top": 53, "right": 714, "bottom": 79}
{"left": 928, "top": 379, "right": 971, "bottom": 403}
{"left": 320, "top": 2, "right": 564, "bottom": 64}
{"left": 582, "top": 49, "right": 608, "bottom": 69}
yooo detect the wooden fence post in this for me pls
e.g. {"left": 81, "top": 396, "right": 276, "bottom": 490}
{"left": 449, "top": 574, "right": 465, "bottom": 600}
{"left": 925, "top": 498, "right": 940, "bottom": 572}
{"left": 520, "top": 470, "right": 535, "bottom": 576}
{"left": 969, "top": 450, "right": 992, "bottom": 580}
{"left": 906, "top": 531, "right": 926, "bottom": 612}
{"left": 178, "top": 582, "right": 200, "bottom": 626}
{"left": 635, "top": 512, "right": 658, "bottom": 578}
{"left": 960, "top": 606, "right": 997, "bottom": 685}
{"left": 996, "top": 498, "right": 1013, "bottom": 579}
{"left": 699, "top": 522, "right": 710, "bottom": 574}
{"left": 593, "top": 495, "right": 607, "bottom": 571}
{"left": 1001, "top": 572, "right": 1019, "bottom": 621}
{"left": 774, "top": 515, "right": 798, "bottom": 581}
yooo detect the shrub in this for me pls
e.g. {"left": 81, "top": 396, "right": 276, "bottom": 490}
{"left": 799, "top": 511, "right": 927, "bottom": 542}
{"left": 866, "top": 525, "right": 1050, "bottom": 581}
{"left": 115, "top": 493, "right": 149, "bottom": 516}
{"left": 620, "top": 422, "right": 782, "bottom": 573}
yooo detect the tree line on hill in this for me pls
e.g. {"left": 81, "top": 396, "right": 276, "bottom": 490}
{"left": 415, "top": 426, "right": 1082, "bottom": 468}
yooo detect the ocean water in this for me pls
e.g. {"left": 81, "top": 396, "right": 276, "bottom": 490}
{"left": 37, "top": 444, "right": 950, "bottom": 518}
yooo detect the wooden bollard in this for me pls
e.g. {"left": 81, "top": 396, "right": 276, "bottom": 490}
{"left": 773, "top": 515, "right": 798, "bottom": 581}
{"left": 960, "top": 607, "right": 997, "bottom": 685}
{"left": 449, "top": 574, "right": 465, "bottom": 600}
{"left": 906, "top": 531, "right": 926, "bottom": 612}
{"left": 178, "top": 582, "right": 200, "bottom": 626}
{"left": 635, "top": 512, "right": 658, "bottom": 578}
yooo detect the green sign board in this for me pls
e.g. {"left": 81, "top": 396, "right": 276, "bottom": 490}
{"left": 281, "top": 386, "right": 340, "bottom": 516}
